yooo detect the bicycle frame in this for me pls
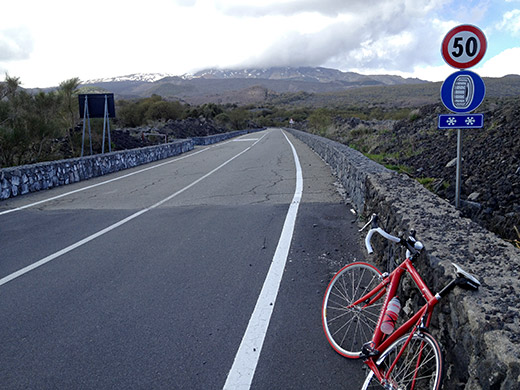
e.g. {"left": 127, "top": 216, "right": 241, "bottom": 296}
{"left": 349, "top": 257, "right": 440, "bottom": 384}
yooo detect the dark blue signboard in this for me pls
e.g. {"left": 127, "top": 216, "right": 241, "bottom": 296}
{"left": 78, "top": 94, "right": 116, "bottom": 118}
{"left": 440, "top": 70, "right": 485, "bottom": 113}
{"left": 438, "top": 114, "right": 483, "bottom": 129}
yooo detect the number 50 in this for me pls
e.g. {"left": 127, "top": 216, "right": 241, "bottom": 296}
{"left": 452, "top": 36, "right": 478, "bottom": 58}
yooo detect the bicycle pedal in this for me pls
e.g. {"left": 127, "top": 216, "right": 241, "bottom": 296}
{"left": 361, "top": 342, "right": 379, "bottom": 358}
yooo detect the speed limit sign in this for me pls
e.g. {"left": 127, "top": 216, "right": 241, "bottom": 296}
{"left": 441, "top": 25, "right": 487, "bottom": 69}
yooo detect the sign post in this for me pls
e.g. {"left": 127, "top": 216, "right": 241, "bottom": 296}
{"left": 439, "top": 25, "right": 487, "bottom": 208}
{"left": 78, "top": 94, "right": 116, "bottom": 156}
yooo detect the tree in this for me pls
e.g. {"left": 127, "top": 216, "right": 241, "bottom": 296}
{"left": 145, "top": 100, "right": 183, "bottom": 122}
{"left": 308, "top": 108, "right": 333, "bottom": 136}
{"left": 0, "top": 75, "right": 69, "bottom": 167}
{"left": 58, "top": 77, "right": 81, "bottom": 154}
{"left": 0, "top": 75, "right": 20, "bottom": 100}
{"left": 227, "top": 108, "right": 249, "bottom": 130}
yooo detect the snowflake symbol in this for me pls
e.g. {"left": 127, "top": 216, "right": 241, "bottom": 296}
{"left": 446, "top": 117, "right": 457, "bottom": 126}
{"left": 465, "top": 117, "right": 476, "bottom": 126}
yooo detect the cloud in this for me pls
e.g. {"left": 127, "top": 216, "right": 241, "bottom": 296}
{"left": 217, "top": 0, "right": 449, "bottom": 18}
{"left": 217, "top": 0, "right": 377, "bottom": 18}
{"left": 477, "top": 47, "right": 520, "bottom": 77}
{"left": 174, "top": 0, "right": 198, "bottom": 6}
{"left": 0, "top": 28, "right": 33, "bottom": 62}
{"left": 496, "top": 9, "right": 520, "bottom": 35}
{"left": 238, "top": 1, "right": 449, "bottom": 74}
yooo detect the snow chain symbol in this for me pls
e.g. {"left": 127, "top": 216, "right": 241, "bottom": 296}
{"left": 447, "top": 117, "right": 457, "bottom": 126}
{"left": 465, "top": 117, "right": 476, "bottom": 126}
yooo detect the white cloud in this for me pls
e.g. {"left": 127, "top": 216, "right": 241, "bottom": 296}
{"left": 1, "top": 0, "right": 518, "bottom": 87}
{"left": 0, "top": 28, "right": 33, "bottom": 61}
{"left": 496, "top": 9, "right": 520, "bottom": 35}
{"left": 476, "top": 47, "right": 520, "bottom": 77}
{"left": 242, "top": 3, "right": 451, "bottom": 74}
{"left": 216, "top": 0, "right": 449, "bottom": 18}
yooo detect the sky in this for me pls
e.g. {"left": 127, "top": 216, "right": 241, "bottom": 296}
{"left": 1, "top": 0, "right": 520, "bottom": 88}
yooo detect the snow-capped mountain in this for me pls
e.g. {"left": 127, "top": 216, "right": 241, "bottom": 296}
{"left": 82, "top": 67, "right": 425, "bottom": 87}
{"left": 188, "top": 66, "right": 421, "bottom": 85}
{"left": 79, "top": 66, "right": 428, "bottom": 104}
{"left": 83, "top": 73, "right": 178, "bottom": 84}
{"left": 190, "top": 67, "right": 355, "bottom": 82}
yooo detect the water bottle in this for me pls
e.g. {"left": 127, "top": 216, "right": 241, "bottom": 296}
{"left": 381, "top": 297, "right": 401, "bottom": 334}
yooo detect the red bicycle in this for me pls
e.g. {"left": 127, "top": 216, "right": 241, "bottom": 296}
{"left": 322, "top": 214, "right": 481, "bottom": 389}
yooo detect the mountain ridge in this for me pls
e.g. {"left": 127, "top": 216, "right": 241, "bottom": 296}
{"left": 79, "top": 67, "right": 520, "bottom": 107}
{"left": 83, "top": 66, "right": 426, "bottom": 85}
{"left": 80, "top": 66, "right": 428, "bottom": 102}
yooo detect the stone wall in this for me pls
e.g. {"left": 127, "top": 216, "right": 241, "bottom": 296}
{"left": 0, "top": 129, "right": 266, "bottom": 201}
{"left": 0, "top": 140, "right": 194, "bottom": 200}
{"left": 286, "top": 129, "right": 520, "bottom": 390}
{"left": 192, "top": 129, "right": 262, "bottom": 145}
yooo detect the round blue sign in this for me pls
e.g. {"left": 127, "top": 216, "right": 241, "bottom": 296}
{"left": 440, "top": 70, "right": 486, "bottom": 113}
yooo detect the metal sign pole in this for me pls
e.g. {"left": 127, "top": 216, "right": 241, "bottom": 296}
{"left": 81, "top": 95, "right": 90, "bottom": 157}
{"left": 79, "top": 93, "right": 115, "bottom": 156}
{"left": 88, "top": 110, "right": 93, "bottom": 156}
{"left": 107, "top": 104, "right": 112, "bottom": 153}
{"left": 102, "top": 95, "right": 107, "bottom": 154}
{"left": 455, "top": 129, "right": 462, "bottom": 208}
{"left": 101, "top": 94, "right": 112, "bottom": 154}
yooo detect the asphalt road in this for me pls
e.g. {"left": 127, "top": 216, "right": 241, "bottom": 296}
{"left": 0, "top": 129, "right": 366, "bottom": 389}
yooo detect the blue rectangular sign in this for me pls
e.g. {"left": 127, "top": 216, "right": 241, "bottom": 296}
{"left": 438, "top": 114, "right": 484, "bottom": 129}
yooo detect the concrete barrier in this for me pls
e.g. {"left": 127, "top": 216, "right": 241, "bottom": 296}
{"left": 286, "top": 128, "right": 520, "bottom": 390}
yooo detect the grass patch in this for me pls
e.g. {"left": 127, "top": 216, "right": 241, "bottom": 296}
{"left": 364, "top": 153, "right": 414, "bottom": 175}
{"left": 417, "top": 177, "right": 436, "bottom": 191}
{"left": 416, "top": 177, "right": 449, "bottom": 193}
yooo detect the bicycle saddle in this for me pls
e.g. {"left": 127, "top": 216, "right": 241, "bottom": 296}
{"left": 452, "top": 263, "right": 481, "bottom": 290}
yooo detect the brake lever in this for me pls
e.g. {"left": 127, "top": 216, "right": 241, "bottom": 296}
{"left": 359, "top": 214, "right": 377, "bottom": 232}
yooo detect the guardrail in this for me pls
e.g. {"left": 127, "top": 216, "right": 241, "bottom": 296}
{"left": 285, "top": 128, "right": 520, "bottom": 390}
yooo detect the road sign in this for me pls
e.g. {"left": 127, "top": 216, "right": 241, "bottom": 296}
{"left": 440, "top": 70, "right": 485, "bottom": 113}
{"left": 442, "top": 24, "right": 487, "bottom": 69}
{"left": 438, "top": 114, "right": 483, "bottom": 129}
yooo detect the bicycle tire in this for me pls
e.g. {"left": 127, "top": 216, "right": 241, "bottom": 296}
{"left": 322, "top": 262, "right": 383, "bottom": 358}
{"left": 362, "top": 331, "right": 444, "bottom": 390}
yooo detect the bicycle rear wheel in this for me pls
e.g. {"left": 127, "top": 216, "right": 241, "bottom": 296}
{"left": 322, "top": 262, "right": 383, "bottom": 358}
{"left": 362, "top": 331, "right": 444, "bottom": 390}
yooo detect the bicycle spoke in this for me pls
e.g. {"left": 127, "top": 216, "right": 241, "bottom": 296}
{"left": 323, "top": 263, "right": 383, "bottom": 357}
{"left": 377, "top": 334, "right": 441, "bottom": 390}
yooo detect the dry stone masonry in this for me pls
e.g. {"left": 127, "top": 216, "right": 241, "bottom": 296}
{"left": 0, "top": 129, "right": 262, "bottom": 201}
{"left": 286, "top": 128, "right": 520, "bottom": 390}
{"left": 0, "top": 140, "right": 194, "bottom": 200}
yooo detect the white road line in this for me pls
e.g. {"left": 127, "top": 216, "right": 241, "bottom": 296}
{"left": 223, "top": 130, "right": 303, "bottom": 390}
{"left": 0, "top": 131, "right": 265, "bottom": 216}
{"left": 0, "top": 147, "right": 210, "bottom": 216}
{"left": 0, "top": 133, "right": 268, "bottom": 287}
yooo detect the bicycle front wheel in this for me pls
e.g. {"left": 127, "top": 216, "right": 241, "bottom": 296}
{"left": 322, "top": 262, "right": 383, "bottom": 358}
{"left": 362, "top": 331, "right": 444, "bottom": 390}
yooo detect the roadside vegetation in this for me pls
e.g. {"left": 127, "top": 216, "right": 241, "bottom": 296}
{"left": 1, "top": 75, "right": 517, "bottom": 245}
{"left": 0, "top": 76, "right": 81, "bottom": 167}
{"left": 0, "top": 74, "right": 382, "bottom": 168}
{"left": 0, "top": 74, "right": 438, "bottom": 169}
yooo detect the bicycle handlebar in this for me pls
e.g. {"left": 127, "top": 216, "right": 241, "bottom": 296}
{"left": 361, "top": 214, "right": 424, "bottom": 256}
{"left": 365, "top": 227, "right": 400, "bottom": 254}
